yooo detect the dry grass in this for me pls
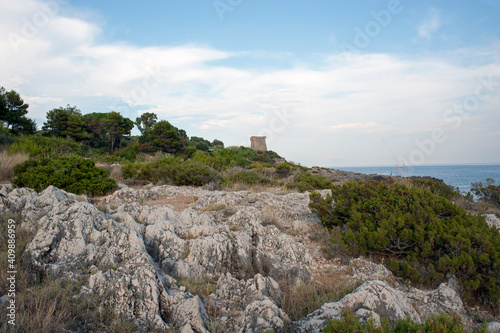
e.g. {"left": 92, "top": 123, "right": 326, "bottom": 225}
{"left": 145, "top": 195, "right": 198, "bottom": 211}
{"left": 0, "top": 151, "right": 29, "bottom": 182}
{"left": 452, "top": 195, "right": 475, "bottom": 212}
{"left": 174, "top": 275, "right": 216, "bottom": 302}
{"left": 279, "top": 277, "right": 362, "bottom": 321}
{"left": 308, "top": 225, "right": 346, "bottom": 261}
{"left": 200, "top": 203, "right": 226, "bottom": 213}
{"left": 95, "top": 162, "right": 123, "bottom": 183}
{"left": 468, "top": 200, "right": 500, "bottom": 217}
{"left": 261, "top": 208, "right": 301, "bottom": 237}
{"left": 261, "top": 210, "right": 280, "bottom": 227}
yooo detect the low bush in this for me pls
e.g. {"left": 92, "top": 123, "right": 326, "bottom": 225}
{"left": 287, "top": 172, "right": 333, "bottom": 192}
{"left": 252, "top": 150, "right": 279, "bottom": 164}
{"left": 275, "top": 163, "right": 291, "bottom": 177}
{"left": 113, "top": 142, "right": 140, "bottom": 162}
{"left": 406, "top": 177, "right": 461, "bottom": 199}
{"left": 139, "top": 156, "right": 216, "bottom": 186}
{"left": 192, "top": 147, "right": 257, "bottom": 171}
{"left": 8, "top": 135, "right": 85, "bottom": 158}
{"left": 323, "top": 310, "right": 486, "bottom": 333}
{"left": 224, "top": 171, "right": 271, "bottom": 186}
{"left": 121, "top": 162, "right": 139, "bottom": 179}
{"left": 309, "top": 181, "right": 500, "bottom": 309}
{"left": 12, "top": 156, "right": 117, "bottom": 196}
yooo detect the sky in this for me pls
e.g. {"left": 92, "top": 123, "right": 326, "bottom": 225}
{"left": 1, "top": 0, "right": 499, "bottom": 167}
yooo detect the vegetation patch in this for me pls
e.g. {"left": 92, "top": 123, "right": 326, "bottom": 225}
{"left": 323, "top": 310, "right": 486, "bottom": 333}
{"left": 201, "top": 203, "right": 226, "bottom": 212}
{"left": 175, "top": 275, "right": 216, "bottom": 302}
{"left": 12, "top": 156, "right": 117, "bottom": 196}
{"left": 286, "top": 172, "right": 334, "bottom": 192}
{"left": 139, "top": 155, "right": 217, "bottom": 186}
{"left": 8, "top": 135, "right": 86, "bottom": 158}
{"left": 404, "top": 177, "right": 461, "bottom": 200}
{"left": 309, "top": 180, "right": 500, "bottom": 310}
{"left": 224, "top": 171, "right": 271, "bottom": 186}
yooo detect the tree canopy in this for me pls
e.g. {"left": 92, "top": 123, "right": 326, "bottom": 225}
{"left": 146, "top": 120, "right": 184, "bottom": 154}
{"left": 135, "top": 112, "right": 157, "bottom": 137}
{"left": 43, "top": 105, "right": 88, "bottom": 140}
{"left": 83, "top": 112, "right": 134, "bottom": 152}
{"left": 0, "top": 87, "right": 37, "bottom": 135}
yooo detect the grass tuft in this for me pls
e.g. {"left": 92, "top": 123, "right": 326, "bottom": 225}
{"left": 280, "top": 278, "right": 362, "bottom": 321}
{"left": 201, "top": 203, "right": 226, "bottom": 212}
{"left": 0, "top": 151, "right": 29, "bottom": 182}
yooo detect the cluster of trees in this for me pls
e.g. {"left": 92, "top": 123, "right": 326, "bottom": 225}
{"left": 0, "top": 86, "right": 224, "bottom": 155}
{"left": 43, "top": 108, "right": 224, "bottom": 154}
{"left": 43, "top": 105, "right": 134, "bottom": 152}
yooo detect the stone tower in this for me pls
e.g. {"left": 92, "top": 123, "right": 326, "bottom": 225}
{"left": 250, "top": 136, "right": 267, "bottom": 151}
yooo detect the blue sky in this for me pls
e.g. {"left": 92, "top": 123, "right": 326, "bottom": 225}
{"left": 1, "top": 0, "right": 499, "bottom": 167}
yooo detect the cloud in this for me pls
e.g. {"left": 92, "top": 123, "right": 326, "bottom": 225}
{"left": 0, "top": 0, "right": 499, "bottom": 166}
{"left": 417, "top": 8, "right": 441, "bottom": 39}
{"left": 328, "top": 122, "right": 390, "bottom": 132}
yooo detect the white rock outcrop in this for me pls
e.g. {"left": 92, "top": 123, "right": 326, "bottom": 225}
{"left": 296, "top": 279, "right": 467, "bottom": 332}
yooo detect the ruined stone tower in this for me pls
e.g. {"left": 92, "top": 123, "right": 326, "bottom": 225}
{"left": 250, "top": 136, "right": 267, "bottom": 151}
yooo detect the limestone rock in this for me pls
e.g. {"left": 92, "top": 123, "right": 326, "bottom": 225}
{"left": 349, "top": 258, "right": 395, "bottom": 282}
{"left": 296, "top": 278, "right": 468, "bottom": 332}
{"left": 487, "top": 322, "right": 500, "bottom": 333}
{"left": 485, "top": 214, "right": 500, "bottom": 229}
{"left": 210, "top": 273, "right": 289, "bottom": 332}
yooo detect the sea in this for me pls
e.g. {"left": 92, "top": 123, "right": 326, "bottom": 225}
{"left": 334, "top": 164, "right": 500, "bottom": 195}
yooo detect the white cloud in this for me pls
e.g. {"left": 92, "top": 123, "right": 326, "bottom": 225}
{"left": 0, "top": 0, "right": 499, "bottom": 166}
{"left": 328, "top": 122, "right": 389, "bottom": 132}
{"left": 417, "top": 8, "right": 441, "bottom": 39}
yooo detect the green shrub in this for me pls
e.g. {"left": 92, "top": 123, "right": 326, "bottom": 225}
{"left": 224, "top": 171, "right": 270, "bottom": 186}
{"left": 8, "top": 135, "right": 85, "bottom": 158}
{"left": 408, "top": 178, "right": 460, "bottom": 199}
{"left": 139, "top": 156, "right": 216, "bottom": 186}
{"left": 191, "top": 147, "right": 257, "bottom": 171}
{"left": 183, "top": 145, "right": 197, "bottom": 158}
{"left": 113, "top": 142, "right": 139, "bottom": 162}
{"left": 275, "top": 163, "right": 291, "bottom": 177}
{"left": 12, "top": 156, "right": 117, "bottom": 195}
{"left": 121, "top": 163, "right": 138, "bottom": 179}
{"left": 323, "top": 310, "right": 486, "bottom": 333}
{"left": 471, "top": 178, "right": 500, "bottom": 207}
{"left": 309, "top": 181, "right": 500, "bottom": 307}
{"left": 287, "top": 172, "right": 333, "bottom": 192}
{"left": 251, "top": 150, "right": 281, "bottom": 164}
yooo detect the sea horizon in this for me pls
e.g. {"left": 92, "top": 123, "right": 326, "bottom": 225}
{"left": 331, "top": 164, "right": 500, "bottom": 194}
{"left": 331, "top": 162, "right": 500, "bottom": 168}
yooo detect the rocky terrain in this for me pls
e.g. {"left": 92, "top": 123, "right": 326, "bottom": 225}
{"left": 1, "top": 183, "right": 499, "bottom": 332}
